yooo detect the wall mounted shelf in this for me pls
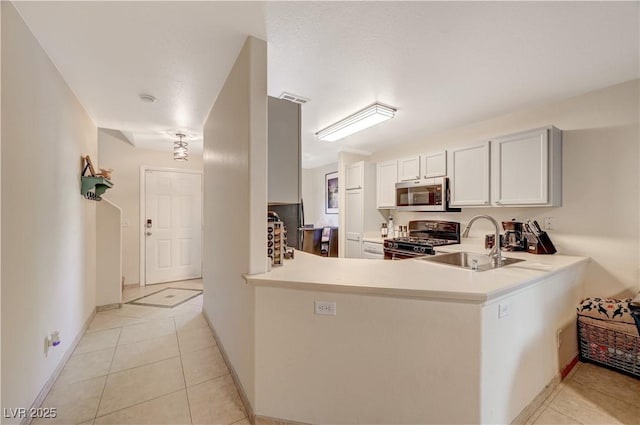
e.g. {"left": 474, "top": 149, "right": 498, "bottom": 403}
{"left": 81, "top": 176, "right": 113, "bottom": 201}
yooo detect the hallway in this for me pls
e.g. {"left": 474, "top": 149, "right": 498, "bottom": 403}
{"left": 36, "top": 280, "right": 249, "bottom": 425}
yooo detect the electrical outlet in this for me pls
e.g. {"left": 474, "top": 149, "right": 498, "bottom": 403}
{"left": 557, "top": 329, "right": 562, "bottom": 348}
{"left": 498, "top": 302, "right": 510, "bottom": 319}
{"left": 315, "top": 301, "right": 336, "bottom": 316}
{"left": 543, "top": 217, "right": 555, "bottom": 230}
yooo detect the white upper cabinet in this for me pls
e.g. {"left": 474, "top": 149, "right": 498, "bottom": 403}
{"left": 345, "top": 162, "right": 364, "bottom": 190}
{"left": 398, "top": 156, "right": 421, "bottom": 181}
{"left": 420, "top": 151, "right": 447, "bottom": 178}
{"left": 491, "top": 126, "right": 562, "bottom": 207}
{"left": 376, "top": 160, "right": 398, "bottom": 209}
{"left": 448, "top": 141, "right": 491, "bottom": 207}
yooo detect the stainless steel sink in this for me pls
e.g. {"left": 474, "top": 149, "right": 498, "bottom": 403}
{"left": 420, "top": 251, "right": 525, "bottom": 271}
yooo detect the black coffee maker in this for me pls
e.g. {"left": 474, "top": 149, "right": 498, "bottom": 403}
{"left": 501, "top": 220, "right": 527, "bottom": 251}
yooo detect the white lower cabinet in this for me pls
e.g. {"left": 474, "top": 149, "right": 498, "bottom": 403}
{"left": 362, "top": 240, "right": 384, "bottom": 259}
{"left": 491, "top": 126, "right": 562, "bottom": 206}
{"left": 448, "top": 141, "right": 491, "bottom": 207}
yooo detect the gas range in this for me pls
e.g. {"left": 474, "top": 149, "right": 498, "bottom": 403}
{"left": 383, "top": 220, "right": 460, "bottom": 260}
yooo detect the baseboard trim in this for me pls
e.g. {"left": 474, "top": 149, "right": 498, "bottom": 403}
{"left": 202, "top": 309, "right": 255, "bottom": 423}
{"left": 510, "top": 374, "right": 560, "bottom": 425}
{"left": 96, "top": 302, "right": 122, "bottom": 312}
{"left": 22, "top": 307, "right": 97, "bottom": 425}
{"left": 254, "top": 415, "right": 312, "bottom": 425}
{"left": 560, "top": 354, "right": 579, "bottom": 380}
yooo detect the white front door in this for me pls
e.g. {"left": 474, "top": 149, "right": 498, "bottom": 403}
{"left": 145, "top": 170, "right": 202, "bottom": 284}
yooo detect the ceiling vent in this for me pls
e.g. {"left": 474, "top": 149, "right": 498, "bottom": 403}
{"left": 279, "top": 92, "right": 310, "bottom": 105}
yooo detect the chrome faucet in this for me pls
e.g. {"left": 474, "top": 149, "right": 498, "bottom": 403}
{"left": 462, "top": 215, "right": 503, "bottom": 265}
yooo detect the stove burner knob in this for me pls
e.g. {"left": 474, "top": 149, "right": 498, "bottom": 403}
{"left": 413, "top": 246, "right": 419, "bottom": 252}
{"left": 420, "top": 247, "right": 426, "bottom": 253}
{"left": 393, "top": 243, "right": 398, "bottom": 249}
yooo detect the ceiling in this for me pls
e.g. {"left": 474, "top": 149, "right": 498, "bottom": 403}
{"left": 14, "top": 1, "right": 640, "bottom": 168}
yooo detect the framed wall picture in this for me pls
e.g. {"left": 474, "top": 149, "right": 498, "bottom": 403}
{"left": 325, "top": 171, "right": 338, "bottom": 214}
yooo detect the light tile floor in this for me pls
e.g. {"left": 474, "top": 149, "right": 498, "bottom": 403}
{"left": 38, "top": 278, "right": 639, "bottom": 425}
{"left": 524, "top": 362, "right": 640, "bottom": 425}
{"left": 36, "top": 279, "right": 249, "bottom": 425}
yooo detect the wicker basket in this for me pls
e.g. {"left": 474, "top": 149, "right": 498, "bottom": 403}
{"left": 578, "top": 316, "right": 640, "bottom": 378}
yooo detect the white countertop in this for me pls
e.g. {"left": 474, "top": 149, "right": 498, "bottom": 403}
{"left": 245, "top": 241, "right": 588, "bottom": 303}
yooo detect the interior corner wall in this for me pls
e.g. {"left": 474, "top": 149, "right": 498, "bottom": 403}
{"left": 370, "top": 79, "right": 640, "bottom": 297}
{"left": 301, "top": 163, "right": 339, "bottom": 228}
{"left": 97, "top": 129, "right": 203, "bottom": 285}
{"left": 96, "top": 199, "right": 122, "bottom": 308}
{"left": 1, "top": 2, "right": 97, "bottom": 418}
{"left": 202, "top": 36, "right": 267, "bottom": 407}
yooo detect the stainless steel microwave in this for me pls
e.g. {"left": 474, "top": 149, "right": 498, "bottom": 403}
{"left": 395, "top": 177, "right": 460, "bottom": 212}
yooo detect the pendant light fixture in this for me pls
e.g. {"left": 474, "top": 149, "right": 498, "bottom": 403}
{"left": 173, "top": 133, "right": 188, "bottom": 161}
{"left": 316, "top": 102, "right": 396, "bottom": 142}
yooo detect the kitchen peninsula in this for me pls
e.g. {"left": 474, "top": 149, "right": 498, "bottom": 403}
{"left": 245, "top": 247, "right": 588, "bottom": 424}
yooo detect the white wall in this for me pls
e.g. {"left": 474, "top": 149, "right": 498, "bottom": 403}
{"left": 96, "top": 199, "right": 122, "bottom": 308}
{"left": 254, "top": 286, "right": 483, "bottom": 424}
{"left": 97, "top": 129, "right": 202, "bottom": 285}
{"left": 370, "top": 80, "right": 640, "bottom": 297}
{"left": 1, "top": 2, "right": 97, "bottom": 418}
{"left": 480, "top": 264, "right": 586, "bottom": 424}
{"left": 202, "top": 36, "right": 267, "bottom": 407}
{"left": 301, "top": 163, "right": 339, "bottom": 228}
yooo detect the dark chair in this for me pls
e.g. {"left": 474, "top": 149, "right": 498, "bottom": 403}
{"left": 302, "top": 229, "right": 323, "bottom": 256}
{"left": 328, "top": 227, "right": 339, "bottom": 257}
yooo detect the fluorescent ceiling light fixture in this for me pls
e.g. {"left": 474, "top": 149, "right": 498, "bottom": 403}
{"left": 316, "top": 102, "right": 396, "bottom": 142}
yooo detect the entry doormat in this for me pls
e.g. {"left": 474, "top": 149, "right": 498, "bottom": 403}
{"left": 127, "top": 288, "right": 202, "bottom": 308}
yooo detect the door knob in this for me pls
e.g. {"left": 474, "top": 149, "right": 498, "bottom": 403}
{"left": 146, "top": 231, "right": 152, "bottom": 236}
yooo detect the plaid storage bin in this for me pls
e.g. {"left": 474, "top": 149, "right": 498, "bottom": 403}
{"left": 577, "top": 315, "right": 640, "bottom": 378}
